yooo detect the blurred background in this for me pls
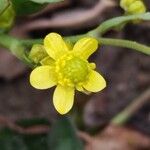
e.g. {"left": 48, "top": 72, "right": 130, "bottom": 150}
{"left": 0, "top": 0, "right": 150, "bottom": 149}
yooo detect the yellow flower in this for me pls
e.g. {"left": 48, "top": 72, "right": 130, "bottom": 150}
{"left": 30, "top": 33, "right": 106, "bottom": 115}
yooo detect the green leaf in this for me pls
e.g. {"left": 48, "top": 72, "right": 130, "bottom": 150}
{"left": 48, "top": 117, "right": 83, "bottom": 150}
{"left": 0, "top": 129, "right": 27, "bottom": 150}
{"left": 17, "top": 118, "right": 50, "bottom": 127}
{"left": 11, "top": 0, "right": 46, "bottom": 15}
{"left": 29, "top": 0, "right": 63, "bottom": 4}
{"left": 0, "top": 0, "right": 10, "bottom": 14}
{"left": 0, "top": 128, "right": 49, "bottom": 150}
{"left": 92, "top": 12, "right": 150, "bottom": 36}
{"left": 0, "top": 118, "right": 83, "bottom": 150}
{"left": 22, "top": 134, "right": 49, "bottom": 150}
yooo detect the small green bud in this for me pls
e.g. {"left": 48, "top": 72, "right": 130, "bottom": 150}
{"left": 40, "top": 56, "right": 55, "bottom": 66}
{"left": 128, "top": 1, "right": 146, "bottom": 14}
{"left": 0, "top": 4, "right": 15, "bottom": 30}
{"left": 120, "top": 0, "right": 146, "bottom": 15}
{"left": 29, "top": 44, "right": 48, "bottom": 64}
{"left": 120, "top": 0, "right": 136, "bottom": 10}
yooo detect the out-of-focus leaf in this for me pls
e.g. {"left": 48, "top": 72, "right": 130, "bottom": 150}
{"left": 48, "top": 117, "right": 83, "bottom": 150}
{"left": 17, "top": 118, "right": 50, "bottom": 127}
{"left": 0, "top": 118, "right": 83, "bottom": 150}
{"left": 29, "top": 0, "right": 63, "bottom": 4}
{"left": 0, "top": 128, "right": 50, "bottom": 150}
{"left": 22, "top": 134, "right": 49, "bottom": 150}
{"left": 0, "top": 0, "right": 10, "bottom": 14}
{"left": 11, "top": 0, "right": 46, "bottom": 15}
{"left": 0, "top": 129, "right": 27, "bottom": 150}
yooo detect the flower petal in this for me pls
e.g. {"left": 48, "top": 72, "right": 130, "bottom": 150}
{"left": 83, "top": 70, "right": 106, "bottom": 92}
{"left": 73, "top": 37, "right": 98, "bottom": 59}
{"left": 53, "top": 85, "right": 75, "bottom": 114}
{"left": 30, "top": 66, "right": 56, "bottom": 89}
{"left": 44, "top": 33, "right": 69, "bottom": 60}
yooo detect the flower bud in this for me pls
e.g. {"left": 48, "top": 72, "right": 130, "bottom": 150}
{"left": 120, "top": 0, "right": 136, "bottom": 10}
{"left": 29, "top": 44, "right": 48, "bottom": 64}
{"left": 128, "top": 1, "right": 146, "bottom": 14}
{"left": 120, "top": 0, "right": 146, "bottom": 15}
{"left": 0, "top": 4, "right": 15, "bottom": 30}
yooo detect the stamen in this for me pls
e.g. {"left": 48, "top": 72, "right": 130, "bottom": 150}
{"left": 55, "top": 54, "right": 90, "bottom": 87}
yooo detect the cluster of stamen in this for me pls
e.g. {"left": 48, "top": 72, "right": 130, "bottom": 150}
{"left": 55, "top": 54, "right": 90, "bottom": 87}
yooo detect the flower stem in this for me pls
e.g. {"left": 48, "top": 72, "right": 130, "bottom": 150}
{"left": 98, "top": 37, "right": 150, "bottom": 55}
{"left": 66, "top": 35, "right": 150, "bottom": 55}
{"left": 21, "top": 38, "right": 43, "bottom": 46}
{"left": 111, "top": 88, "right": 150, "bottom": 125}
{"left": 88, "top": 12, "right": 150, "bottom": 36}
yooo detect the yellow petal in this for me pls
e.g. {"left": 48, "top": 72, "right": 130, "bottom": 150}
{"left": 83, "top": 70, "right": 106, "bottom": 92}
{"left": 30, "top": 66, "right": 56, "bottom": 89}
{"left": 44, "top": 33, "right": 69, "bottom": 60}
{"left": 76, "top": 85, "right": 91, "bottom": 95}
{"left": 73, "top": 37, "right": 98, "bottom": 59}
{"left": 53, "top": 85, "right": 75, "bottom": 114}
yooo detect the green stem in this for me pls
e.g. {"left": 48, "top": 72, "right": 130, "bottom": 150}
{"left": 65, "top": 34, "right": 87, "bottom": 43}
{"left": 65, "top": 35, "right": 150, "bottom": 55}
{"left": 1, "top": 13, "right": 150, "bottom": 67}
{"left": 111, "top": 88, "right": 150, "bottom": 125}
{"left": 89, "top": 12, "right": 150, "bottom": 36}
{"left": 21, "top": 38, "right": 43, "bottom": 46}
{"left": 98, "top": 37, "right": 150, "bottom": 55}
{"left": 21, "top": 36, "right": 150, "bottom": 55}
{"left": 21, "top": 35, "right": 86, "bottom": 46}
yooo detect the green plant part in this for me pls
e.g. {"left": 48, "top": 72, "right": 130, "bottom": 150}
{"left": 29, "top": 44, "right": 48, "bottom": 64}
{"left": 127, "top": 1, "right": 146, "bottom": 14}
{"left": 0, "top": 3, "right": 15, "bottom": 31}
{"left": 120, "top": 0, "right": 137, "bottom": 10}
{"left": 120, "top": 0, "right": 146, "bottom": 15}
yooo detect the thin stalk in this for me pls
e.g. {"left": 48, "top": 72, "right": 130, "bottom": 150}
{"left": 21, "top": 38, "right": 43, "bottom": 46}
{"left": 89, "top": 13, "right": 150, "bottom": 36}
{"left": 65, "top": 36, "right": 150, "bottom": 55}
{"left": 21, "top": 35, "right": 86, "bottom": 46}
{"left": 111, "top": 88, "right": 150, "bottom": 125}
{"left": 21, "top": 36, "right": 150, "bottom": 55}
{"left": 98, "top": 37, "right": 150, "bottom": 55}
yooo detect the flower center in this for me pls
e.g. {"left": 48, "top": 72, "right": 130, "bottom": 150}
{"left": 55, "top": 54, "right": 89, "bottom": 86}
